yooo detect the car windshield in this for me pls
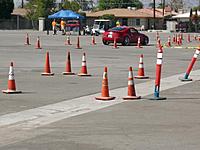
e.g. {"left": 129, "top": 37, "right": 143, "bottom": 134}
{"left": 110, "top": 27, "right": 126, "bottom": 31}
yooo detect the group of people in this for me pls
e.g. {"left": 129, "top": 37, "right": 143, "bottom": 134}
{"left": 51, "top": 19, "right": 66, "bottom": 35}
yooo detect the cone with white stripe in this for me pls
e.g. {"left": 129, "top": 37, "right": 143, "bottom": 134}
{"left": 65, "top": 35, "right": 71, "bottom": 45}
{"left": 35, "top": 36, "right": 42, "bottom": 49}
{"left": 41, "top": 52, "right": 54, "bottom": 76}
{"left": 78, "top": 52, "right": 91, "bottom": 76}
{"left": 62, "top": 51, "right": 75, "bottom": 75}
{"left": 123, "top": 67, "right": 141, "bottom": 100}
{"left": 95, "top": 67, "right": 115, "bottom": 100}
{"left": 134, "top": 54, "right": 149, "bottom": 79}
{"left": 137, "top": 37, "right": 142, "bottom": 48}
{"left": 2, "top": 62, "right": 22, "bottom": 94}
{"left": 24, "top": 33, "right": 30, "bottom": 45}
{"left": 166, "top": 36, "right": 171, "bottom": 47}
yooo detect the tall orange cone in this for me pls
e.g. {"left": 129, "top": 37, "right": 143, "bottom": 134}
{"left": 35, "top": 36, "right": 42, "bottom": 49}
{"left": 62, "top": 51, "right": 75, "bottom": 75}
{"left": 166, "top": 36, "right": 171, "bottom": 47}
{"left": 137, "top": 37, "right": 142, "bottom": 48}
{"left": 113, "top": 37, "right": 118, "bottom": 49}
{"left": 41, "top": 52, "right": 54, "bottom": 76}
{"left": 123, "top": 67, "right": 141, "bottom": 100}
{"left": 157, "top": 38, "right": 161, "bottom": 48}
{"left": 95, "top": 67, "right": 115, "bottom": 100}
{"left": 78, "top": 52, "right": 91, "bottom": 76}
{"left": 65, "top": 35, "right": 71, "bottom": 45}
{"left": 24, "top": 33, "right": 30, "bottom": 45}
{"left": 2, "top": 62, "right": 22, "bottom": 94}
{"left": 91, "top": 35, "right": 96, "bottom": 45}
{"left": 134, "top": 54, "right": 149, "bottom": 79}
{"left": 76, "top": 36, "right": 82, "bottom": 49}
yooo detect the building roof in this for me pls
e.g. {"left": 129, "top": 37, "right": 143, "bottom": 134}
{"left": 172, "top": 11, "right": 200, "bottom": 19}
{"left": 12, "top": 8, "right": 28, "bottom": 17}
{"left": 86, "top": 8, "right": 175, "bottom": 18}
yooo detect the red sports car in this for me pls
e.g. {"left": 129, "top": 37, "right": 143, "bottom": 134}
{"left": 102, "top": 26, "right": 149, "bottom": 46}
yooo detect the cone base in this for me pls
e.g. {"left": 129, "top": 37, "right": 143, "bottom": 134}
{"left": 41, "top": 73, "right": 54, "bottom": 76}
{"left": 35, "top": 47, "right": 42, "bottom": 49}
{"left": 24, "top": 43, "right": 31, "bottom": 45}
{"left": 112, "top": 47, "right": 119, "bottom": 49}
{"left": 149, "top": 97, "right": 167, "bottom": 100}
{"left": 62, "top": 72, "right": 75, "bottom": 75}
{"left": 95, "top": 96, "right": 115, "bottom": 101}
{"left": 123, "top": 96, "right": 141, "bottom": 100}
{"left": 134, "top": 76, "right": 149, "bottom": 79}
{"left": 136, "top": 46, "right": 142, "bottom": 48}
{"left": 2, "top": 89, "right": 22, "bottom": 94}
{"left": 77, "top": 73, "right": 91, "bottom": 76}
{"left": 179, "top": 77, "right": 192, "bottom": 82}
{"left": 76, "top": 47, "right": 82, "bottom": 49}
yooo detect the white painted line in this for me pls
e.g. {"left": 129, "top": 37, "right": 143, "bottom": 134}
{"left": 0, "top": 70, "right": 200, "bottom": 130}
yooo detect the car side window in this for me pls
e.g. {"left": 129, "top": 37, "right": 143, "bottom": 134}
{"left": 130, "top": 28, "right": 138, "bottom": 33}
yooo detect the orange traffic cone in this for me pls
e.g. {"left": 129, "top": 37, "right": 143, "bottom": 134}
{"left": 65, "top": 35, "right": 71, "bottom": 45}
{"left": 123, "top": 67, "right": 141, "bottom": 100}
{"left": 157, "top": 38, "right": 161, "bottom": 48}
{"left": 62, "top": 51, "right": 75, "bottom": 75}
{"left": 137, "top": 37, "right": 142, "bottom": 48}
{"left": 2, "top": 62, "right": 22, "bottom": 94}
{"left": 76, "top": 36, "right": 82, "bottom": 49}
{"left": 95, "top": 67, "right": 115, "bottom": 100}
{"left": 41, "top": 52, "right": 54, "bottom": 76}
{"left": 91, "top": 35, "right": 96, "bottom": 45}
{"left": 187, "top": 34, "right": 191, "bottom": 42}
{"left": 78, "top": 52, "right": 91, "bottom": 76}
{"left": 35, "top": 36, "right": 42, "bottom": 49}
{"left": 134, "top": 54, "right": 149, "bottom": 79}
{"left": 24, "top": 33, "right": 30, "bottom": 45}
{"left": 113, "top": 37, "right": 118, "bottom": 49}
{"left": 166, "top": 36, "right": 171, "bottom": 47}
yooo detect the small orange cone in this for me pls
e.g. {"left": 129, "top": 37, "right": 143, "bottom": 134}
{"left": 172, "top": 34, "right": 176, "bottom": 43}
{"left": 166, "top": 36, "right": 171, "bottom": 47}
{"left": 137, "top": 37, "right": 142, "bottom": 48}
{"left": 134, "top": 54, "right": 149, "bottom": 79}
{"left": 78, "top": 52, "right": 91, "bottom": 76}
{"left": 41, "top": 52, "right": 54, "bottom": 76}
{"left": 95, "top": 67, "right": 115, "bottom": 100}
{"left": 24, "top": 33, "right": 30, "bottom": 45}
{"left": 113, "top": 37, "right": 118, "bottom": 49}
{"left": 62, "top": 51, "right": 75, "bottom": 75}
{"left": 76, "top": 36, "right": 82, "bottom": 49}
{"left": 65, "top": 35, "right": 72, "bottom": 45}
{"left": 35, "top": 36, "right": 42, "bottom": 49}
{"left": 92, "top": 35, "right": 96, "bottom": 45}
{"left": 2, "top": 62, "right": 22, "bottom": 94}
{"left": 123, "top": 67, "right": 141, "bottom": 100}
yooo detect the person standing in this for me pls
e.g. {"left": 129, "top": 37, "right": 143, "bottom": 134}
{"left": 60, "top": 19, "right": 66, "bottom": 35}
{"left": 52, "top": 19, "right": 57, "bottom": 35}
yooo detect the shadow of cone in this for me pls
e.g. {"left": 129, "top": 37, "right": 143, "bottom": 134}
{"left": 123, "top": 67, "right": 140, "bottom": 100}
{"left": 78, "top": 52, "right": 91, "bottom": 76}
{"left": 134, "top": 54, "right": 149, "bottom": 79}
{"left": 95, "top": 67, "right": 115, "bottom": 100}
{"left": 63, "top": 51, "right": 75, "bottom": 75}
{"left": 41, "top": 52, "right": 54, "bottom": 76}
{"left": 2, "top": 62, "right": 22, "bottom": 94}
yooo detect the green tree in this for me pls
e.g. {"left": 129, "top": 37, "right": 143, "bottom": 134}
{"left": 98, "top": 0, "right": 143, "bottom": 10}
{"left": 0, "top": 0, "right": 14, "bottom": 19}
{"left": 62, "top": 0, "right": 80, "bottom": 12}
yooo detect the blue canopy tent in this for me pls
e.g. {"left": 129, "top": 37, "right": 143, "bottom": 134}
{"left": 48, "top": 10, "right": 84, "bottom": 19}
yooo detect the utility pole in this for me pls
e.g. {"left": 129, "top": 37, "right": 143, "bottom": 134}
{"left": 162, "top": 0, "right": 165, "bottom": 16}
{"left": 153, "top": 0, "right": 156, "bottom": 30}
{"left": 22, "top": 0, "right": 24, "bottom": 8}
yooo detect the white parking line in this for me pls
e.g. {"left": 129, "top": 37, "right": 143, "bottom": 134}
{"left": 0, "top": 70, "right": 199, "bottom": 130}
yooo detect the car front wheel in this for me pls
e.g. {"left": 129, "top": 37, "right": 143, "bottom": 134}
{"left": 122, "top": 36, "right": 130, "bottom": 46}
{"left": 103, "top": 40, "right": 109, "bottom": 45}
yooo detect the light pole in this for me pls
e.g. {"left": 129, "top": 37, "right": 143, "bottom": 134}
{"left": 153, "top": 0, "right": 156, "bottom": 30}
{"left": 21, "top": 0, "right": 24, "bottom": 8}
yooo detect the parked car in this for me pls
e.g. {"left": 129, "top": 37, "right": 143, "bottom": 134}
{"left": 102, "top": 26, "right": 149, "bottom": 46}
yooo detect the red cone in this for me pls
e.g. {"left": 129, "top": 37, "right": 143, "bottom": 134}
{"left": 65, "top": 35, "right": 71, "bottom": 45}
{"left": 113, "top": 37, "right": 118, "bottom": 49}
{"left": 137, "top": 37, "right": 142, "bottom": 48}
{"left": 92, "top": 35, "right": 96, "bottom": 45}
{"left": 24, "top": 33, "right": 30, "bottom": 45}
{"left": 63, "top": 51, "right": 75, "bottom": 75}
{"left": 78, "top": 53, "right": 91, "bottom": 76}
{"left": 41, "top": 52, "right": 54, "bottom": 76}
{"left": 95, "top": 67, "right": 115, "bottom": 100}
{"left": 35, "top": 36, "right": 42, "bottom": 49}
{"left": 123, "top": 67, "right": 141, "bottom": 100}
{"left": 2, "top": 62, "right": 22, "bottom": 94}
{"left": 76, "top": 36, "right": 82, "bottom": 49}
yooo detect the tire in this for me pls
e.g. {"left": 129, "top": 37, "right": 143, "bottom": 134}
{"left": 143, "top": 37, "right": 149, "bottom": 45}
{"left": 103, "top": 40, "right": 109, "bottom": 45}
{"left": 122, "top": 36, "right": 130, "bottom": 46}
